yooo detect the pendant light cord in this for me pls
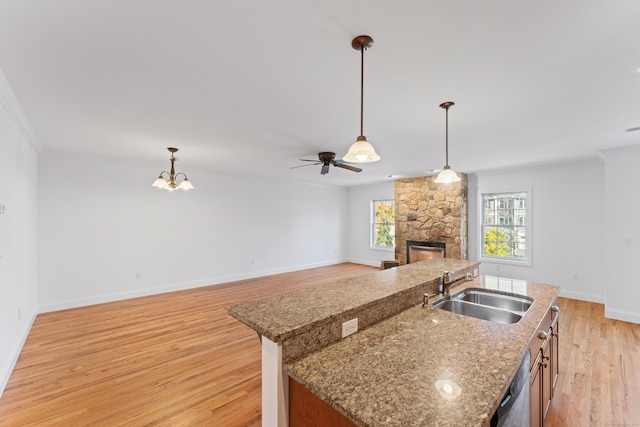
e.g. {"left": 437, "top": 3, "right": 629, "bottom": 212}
{"left": 445, "top": 106, "right": 449, "bottom": 167}
{"left": 360, "top": 45, "right": 364, "bottom": 137}
{"left": 439, "top": 102, "right": 454, "bottom": 167}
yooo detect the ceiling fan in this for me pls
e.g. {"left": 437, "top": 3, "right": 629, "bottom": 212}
{"left": 291, "top": 152, "right": 363, "bottom": 175}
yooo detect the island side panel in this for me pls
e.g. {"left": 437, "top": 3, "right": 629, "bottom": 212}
{"left": 289, "top": 377, "right": 357, "bottom": 427}
{"left": 263, "top": 336, "right": 288, "bottom": 427}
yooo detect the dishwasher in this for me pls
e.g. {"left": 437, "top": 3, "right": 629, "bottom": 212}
{"left": 490, "top": 349, "right": 530, "bottom": 427}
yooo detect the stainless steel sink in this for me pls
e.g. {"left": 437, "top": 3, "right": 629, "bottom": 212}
{"left": 457, "top": 289, "right": 533, "bottom": 313}
{"left": 433, "top": 288, "right": 533, "bottom": 324}
{"left": 434, "top": 299, "right": 524, "bottom": 324}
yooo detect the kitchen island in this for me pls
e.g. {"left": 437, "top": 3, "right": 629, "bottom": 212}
{"left": 228, "top": 259, "right": 559, "bottom": 426}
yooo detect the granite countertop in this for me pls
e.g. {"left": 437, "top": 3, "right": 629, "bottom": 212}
{"left": 228, "top": 258, "right": 478, "bottom": 343}
{"left": 286, "top": 276, "right": 560, "bottom": 427}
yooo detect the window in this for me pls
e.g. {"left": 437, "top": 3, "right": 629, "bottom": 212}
{"left": 481, "top": 191, "right": 530, "bottom": 263}
{"left": 372, "top": 200, "right": 395, "bottom": 249}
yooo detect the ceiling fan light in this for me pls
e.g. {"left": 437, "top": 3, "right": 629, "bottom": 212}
{"left": 343, "top": 136, "right": 381, "bottom": 163}
{"left": 178, "top": 178, "right": 194, "bottom": 190}
{"left": 152, "top": 176, "right": 168, "bottom": 188}
{"left": 434, "top": 166, "right": 461, "bottom": 184}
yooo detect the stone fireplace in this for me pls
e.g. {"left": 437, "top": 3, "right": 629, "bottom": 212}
{"left": 395, "top": 175, "right": 468, "bottom": 264}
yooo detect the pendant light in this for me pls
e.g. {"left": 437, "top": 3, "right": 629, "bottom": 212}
{"left": 434, "top": 101, "right": 461, "bottom": 184}
{"left": 152, "top": 147, "right": 194, "bottom": 191}
{"left": 342, "top": 35, "right": 381, "bottom": 163}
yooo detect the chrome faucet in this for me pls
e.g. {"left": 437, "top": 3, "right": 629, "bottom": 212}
{"left": 441, "top": 271, "right": 473, "bottom": 297}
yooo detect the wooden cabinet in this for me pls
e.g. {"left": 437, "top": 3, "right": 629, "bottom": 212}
{"left": 530, "top": 302, "right": 559, "bottom": 427}
{"left": 289, "top": 377, "right": 356, "bottom": 427}
{"left": 530, "top": 349, "right": 543, "bottom": 427}
{"left": 541, "top": 334, "right": 552, "bottom": 419}
{"left": 551, "top": 309, "right": 560, "bottom": 394}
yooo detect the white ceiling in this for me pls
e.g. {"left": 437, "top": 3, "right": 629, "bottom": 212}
{"left": 1, "top": 0, "right": 639, "bottom": 186}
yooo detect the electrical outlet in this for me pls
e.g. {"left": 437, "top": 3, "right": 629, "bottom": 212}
{"left": 342, "top": 318, "right": 358, "bottom": 338}
{"left": 473, "top": 269, "right": 479, "bottom": 277}
{"left": 135, "top": 271, "right": 142, "bottom": 279}
{"left": 571, "top": 273, "right": 579, "bottom": 282}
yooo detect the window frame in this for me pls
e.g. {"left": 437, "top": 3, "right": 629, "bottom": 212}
{"left": 479, "top": 189, "right": 532, "bottom": 266}
{"left": 370, "top": 199, "right": 395, "bottom": 251}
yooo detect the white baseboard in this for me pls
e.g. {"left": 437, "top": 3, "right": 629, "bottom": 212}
{"left": 0, "top": 309, "right": 37, "bottom": 398}
{"left": 38, "top": 259, "right": 352, "bottom": 313}
{"left": 558, "top": 289, "right": 605, "bottom": 304}
{"left": 346, "top": 257, "right": 389, "bottom": 268}
{"left": 604, "top": 307, "right": 640, "bottom": 325}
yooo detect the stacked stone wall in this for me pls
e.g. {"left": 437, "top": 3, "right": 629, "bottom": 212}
{"left": 394, "top": 175, "right": 468, "bottom": 264}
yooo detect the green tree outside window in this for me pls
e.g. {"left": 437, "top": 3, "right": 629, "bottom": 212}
{"left": 372, "top": 200, "right": 395, "bottom": 248}
{"left": 483, "top": 227, "right": 511, "bottom": 256}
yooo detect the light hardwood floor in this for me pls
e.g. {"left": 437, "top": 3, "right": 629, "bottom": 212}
{"left": 0, "top": 263, "right": 377, "bottom": 427}
{"left": 545, "top": 297, "right": 640, "bottom": 426}
{"left": 1, "top": 264, "right": 638, "bottom": 426}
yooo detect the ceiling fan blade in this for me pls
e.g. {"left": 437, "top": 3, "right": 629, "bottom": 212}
{"left": 298, "top": 159, "right": 320, "bottom": 162}
{"left": 333, "top": 162, "right": 362, "bottom": 173}
{"left": 320, "top": 163, "right": 330, "bottom": 175}
{"left": 290, "top": 162, "right": 320, "bottom": 169}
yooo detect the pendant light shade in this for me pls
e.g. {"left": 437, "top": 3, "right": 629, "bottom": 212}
{"left": 343, "top": 135, "right": 380, "bottom": 163}
{"left": 434, "top": 166, "right": 459, "bottom": 184}
{"left": 343, "top": 35, "right": 381, "bottom": 164}
{"left": 434, "top": 102, "right": 461, "bottom": 184}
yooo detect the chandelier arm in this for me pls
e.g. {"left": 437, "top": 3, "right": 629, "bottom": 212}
{"left": 159, "top": 171, "right": 170, "bottom": 179}
{"left": 174, "top": 172, "right": 189, "bottom": 181}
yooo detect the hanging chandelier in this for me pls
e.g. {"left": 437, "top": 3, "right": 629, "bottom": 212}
{"left": 152, "top": 147, "right": 194, "bottom": 191}
{"left": 342, "top": 35, "right": 381, "bottom": 163}
{"left": 434, "top": 102, "right": 461, "bottom": 184}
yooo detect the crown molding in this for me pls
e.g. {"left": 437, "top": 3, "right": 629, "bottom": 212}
{"left": 0, "top": 66, "right": 42, "bottom": 153}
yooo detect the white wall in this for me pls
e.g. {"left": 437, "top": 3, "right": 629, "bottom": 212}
{"left": 37, "top": 150, "right": 349, "bottom": 311}
{"left": 0, "top": 86, "right": 39, "bottom": 395}
{"left": 469, "top": 159, "right": 606, "bottom": 303}
{"left": 346, "top": 181, "right": 395, "bottom": 266}
{"left": 602, "top": 145, "right": 640, "bottom": 324}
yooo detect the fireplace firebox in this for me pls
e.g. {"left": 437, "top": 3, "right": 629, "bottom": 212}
{"left": 406, "top": 241, "right": 446, "bottom": 263}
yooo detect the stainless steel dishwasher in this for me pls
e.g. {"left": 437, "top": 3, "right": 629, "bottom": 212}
{"left": 490, "top": 349, "right": 530, "bottom": 427}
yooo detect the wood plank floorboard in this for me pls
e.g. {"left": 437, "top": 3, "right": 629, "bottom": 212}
{"left": 1, "top": 266, "right": 639, "bottom": 426}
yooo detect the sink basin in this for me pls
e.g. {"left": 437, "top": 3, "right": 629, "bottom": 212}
{"left": 433, "top": 289, "right": 533, "bottom": 324}
{"left": 456, "top": 289, "right": 533, "bottom": 313}
{"left": 434, "top": 299, "right": 523, "bottom": 324}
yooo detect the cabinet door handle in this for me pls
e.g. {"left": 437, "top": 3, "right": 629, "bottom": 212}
{"left": 538, "top": 330, "right": 549, "bottom": 340}
{"left": 550, "top": 305, "right": 560, "bottom": 326}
